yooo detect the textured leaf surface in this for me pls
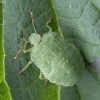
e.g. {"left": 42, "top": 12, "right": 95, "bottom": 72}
{"left": 0, "top": 1, "right": 11, "bottom": 100}
{"left": 4, "top": 0, "right": 59, "bottom": 100}
{"left": 60, "top": 68, "right": 100, "bottom": 100}
{"left": 0, "top": 0, "right": 4, "bottom": 83}
{"left": 0, "top": 80, "right": 12, "bottom": 100}
{"left": 52, "top": 0, "right": 100, "bottom": 71}
{"left": 4, "top": 0, "right": 100, "bottom": 100}
{"left": 52, "top": 0, "right": 100, "bottom": 100}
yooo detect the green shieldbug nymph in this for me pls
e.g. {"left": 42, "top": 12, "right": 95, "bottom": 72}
{"left": 11, "top": 7, "right": 85, "bottom": 86}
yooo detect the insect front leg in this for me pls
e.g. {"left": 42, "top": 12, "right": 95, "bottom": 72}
{"left": 20, "top": 38, "right": 30, "bottom": 53}
{"left": 10, "top": 38, "right": 30, "bottom": 64}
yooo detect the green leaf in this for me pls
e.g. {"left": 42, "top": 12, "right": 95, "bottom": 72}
{"left": 0, "top": 80, "right": 12, "bottom": 100}
{"left": 0, "top": 1, "right": 11, "bottom": 100}
{"left": 60, "top": 68, "right": 100, "bottom": 100}
{"left": 4, "top": 0, "right": 59, "bottom": 100}
{"left": 0, "top": 0, "right": 4, "bottom": 83}
{"left": 4, "top": 0, "right": 100, "bottom": 100}
{"left": 52, "top": 0, "right": 100, "bottom": 100}
{"left": 52, "top": 0, "right": 100, "bottom": 70}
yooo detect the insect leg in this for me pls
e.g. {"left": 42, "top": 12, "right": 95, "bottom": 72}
{"left": 20, "top": 38, "right": 30, "bottom": 53}
{"left": 39, "top": 71, "right": 45, "bottom": 80}
{"left": 10, "top": 38, "right": 30, "bottom": 64}
{"left": 44, "top": 80, "right": 48, "bottom": 87}
{"left": 46, "top": 19, "right": 52, "bottom": 32}
{"left": 39, "top": 71, "right": 48, "bottom": 87}
{"left": 18, "top": 60, "right": 33, "bottom": 74}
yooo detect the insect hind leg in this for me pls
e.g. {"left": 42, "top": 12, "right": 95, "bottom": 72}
{"left": 46, "top": 19, "right": 52, "bottom": 32}
{"left": 18, "top": 60, "right": 33, "bottom": 74}
{"left": 39, "top": 71, "right": 48, "bottom": 87}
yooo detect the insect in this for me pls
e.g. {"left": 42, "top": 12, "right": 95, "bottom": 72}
{"left": 11, "top": 7, "right": 85, "bottom": 86}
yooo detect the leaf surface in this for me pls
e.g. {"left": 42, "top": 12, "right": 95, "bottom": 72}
{"left": 52, "top": 0, "right": 100, "bottom": 100}
{"left": 4, "top": 0, "right": 59, "bottom": 100}
{"left": 4, "top": 0, "right": 100, "bottom": 100}
{"left": 0, "top": 1, "right": 11, "bottom": 100}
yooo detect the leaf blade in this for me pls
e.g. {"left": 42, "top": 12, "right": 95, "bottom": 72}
{"left": 4, "top": 0, "right": 59, "bottom": 100}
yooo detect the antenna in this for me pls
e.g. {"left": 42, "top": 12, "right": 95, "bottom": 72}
{"left": 30, "top": 6, "right": 37, "bottom": 33}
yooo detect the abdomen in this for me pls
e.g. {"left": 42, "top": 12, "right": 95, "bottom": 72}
{"left": 32, "top": 33, "right": 85, "bottom": 86}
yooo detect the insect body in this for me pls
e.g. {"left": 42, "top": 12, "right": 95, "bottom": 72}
{"left": 29, "top": 32, "right": 85, "bottom": 86}
{"left": 11, "top": 8, "right": 85, "bottom": 86}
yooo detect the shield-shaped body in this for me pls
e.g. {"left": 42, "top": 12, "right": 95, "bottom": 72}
{"left": 30, "top": 32, "right": 85, "bottom": 86}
